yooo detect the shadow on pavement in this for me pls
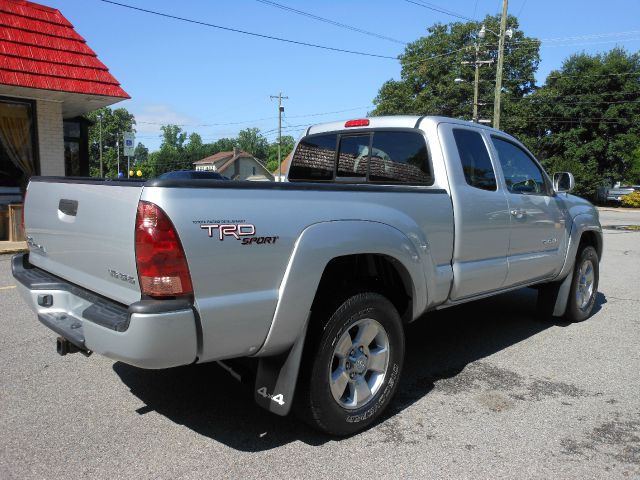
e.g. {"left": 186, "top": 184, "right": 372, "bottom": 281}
{"left": 113, "top": 287, "right": 606, "bottom": 451}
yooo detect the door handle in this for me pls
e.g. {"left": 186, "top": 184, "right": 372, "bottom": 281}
{"left": 58, "top": 199, "right": 78, "bottom": 216}
{"left": 510, "top": 208, "right": 526, "bottom": 219}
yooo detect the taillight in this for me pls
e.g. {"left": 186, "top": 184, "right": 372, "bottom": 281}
{"left": 345, "top": 119, "right": 370, "bottom": 128}
{"left": 135, "top": 201, "right": 193, "bottom": 297}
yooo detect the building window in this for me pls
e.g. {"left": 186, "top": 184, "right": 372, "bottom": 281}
{"left": 0, "top": 97, "right": 38, "bottom": 192}
{"left": 63, "top": 118, "right": 89, "bottom": 177}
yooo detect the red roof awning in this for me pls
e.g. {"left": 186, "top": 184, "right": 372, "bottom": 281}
{"left": 0, "top": 0, "right": 129, "bottom": 98}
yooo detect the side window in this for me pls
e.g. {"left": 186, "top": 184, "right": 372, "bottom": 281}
{"left": 288, "top": 134, "right": 337, "bottom": 181}
{"left": 337, "top": 135, "right": 369, "bottom": 178}
{"left": 369, "top": 131, "right": 432, "bottom": 184}
{"left": 452, "top": 129, "right": 497, "bottom": 191}
{"left": 491, "top": 137, "right": 546, "bottom": 195}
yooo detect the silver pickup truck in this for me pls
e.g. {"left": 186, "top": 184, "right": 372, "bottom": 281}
{"left": 13, "top": 116, "right": 602, "bottom": 435}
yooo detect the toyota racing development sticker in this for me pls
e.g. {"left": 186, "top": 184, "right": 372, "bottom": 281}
{"left": 195, "top": 220, "right": 279, "bottom": 245}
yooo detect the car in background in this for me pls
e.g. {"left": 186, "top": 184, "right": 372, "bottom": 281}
{"left": 606, "top": 185, "right": 640, "bottom": 204}
{"left": 157, "top": 170, "right": 229, "bottom": 181}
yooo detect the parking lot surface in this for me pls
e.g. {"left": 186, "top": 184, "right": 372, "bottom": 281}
{"left": 1, "top": 209, "right": 638, "bottom": 479}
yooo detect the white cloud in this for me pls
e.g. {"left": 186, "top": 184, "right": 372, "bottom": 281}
{"left": 131, "top": 104, "right": 202, "bottom": 148}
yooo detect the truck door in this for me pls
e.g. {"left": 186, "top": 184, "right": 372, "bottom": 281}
{"left": 439, "top": 124, "right": 511, "bottom": 300}
{"left": 489, "top": 135, "right": 568, "bottom": 286}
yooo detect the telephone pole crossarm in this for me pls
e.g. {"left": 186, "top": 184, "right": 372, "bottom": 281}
{"left": 460, "top": 44, "right": 493, "bottom": 123}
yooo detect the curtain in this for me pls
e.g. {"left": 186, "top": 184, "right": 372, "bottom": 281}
{"left": 0, "top": 102, "right": 35, "bottom": 178}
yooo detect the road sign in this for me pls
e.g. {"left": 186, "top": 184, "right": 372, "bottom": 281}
{"left": 123, "top": 132, "right": 135, "bottom": 157}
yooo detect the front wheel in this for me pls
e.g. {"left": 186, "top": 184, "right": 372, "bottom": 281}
{"left": 297, "top": 292, "right": 405, "bottom": 436}
{"left": 565, "top": 245, "right": 599, "bottom": 322}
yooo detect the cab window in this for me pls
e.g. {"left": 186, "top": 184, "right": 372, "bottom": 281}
{"left": 452, "top": 128, "right": 497, "bottom": 191}
{"left": 288, "top": 133, "right": 337, "bottom": 182}
{"left": 369, "top": 131, "right": 432, "bottom": 184}
{"left": 491, "top": 137, "right": 547, "bottom": 195}
{"left": 289, "top": 130, "right": 432, "bottom": 185}
{"left": 337, "top": 135, "right": 369, "bottom": 178}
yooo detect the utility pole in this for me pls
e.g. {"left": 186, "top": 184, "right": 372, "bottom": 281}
{"left": 99, "top": 114, "right": 103, "bottom": 177}
{"left": 270, "top": 92, "right": 288, "bottom": 181}
{"left": 493, "top": 0, "right": 509, "bottom": 130}
{"left": 116, "top": 133, "right": 120, "bottom": 178}
{"left": 461, "top": 44, "right": 493, "bottom": 122}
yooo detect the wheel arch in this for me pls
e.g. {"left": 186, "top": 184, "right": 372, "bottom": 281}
{"left": 557, "top": 213, "right": 603, "bottom": 281}
{"left": 311, "top": 253, "right": 415, "bottom": 324}
{"left": 255, "top": 220, "right": 430, "bottom": 357}
{"left": 578, "top": 229, "right": 603, "bottom": 260}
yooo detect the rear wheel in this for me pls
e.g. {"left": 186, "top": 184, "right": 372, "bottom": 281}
{"left": 297, "top": 292, "right": 404, "bottom": 436}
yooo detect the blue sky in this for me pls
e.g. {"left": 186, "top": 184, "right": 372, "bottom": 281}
{"left": 48, "top": 0, "right": 640, "bottom": 151}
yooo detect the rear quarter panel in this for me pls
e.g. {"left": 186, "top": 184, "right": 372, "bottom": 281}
{"left": 142, "top": 183, "right": 453, "bottom": 361}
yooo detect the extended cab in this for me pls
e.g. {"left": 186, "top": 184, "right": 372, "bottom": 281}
{"left": 13, "top": 116, "right": 602, "bottom": 435}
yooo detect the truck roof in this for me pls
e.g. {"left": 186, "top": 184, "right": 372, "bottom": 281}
{"left": 305, "top": 115, "right": 507, "bottom": 137}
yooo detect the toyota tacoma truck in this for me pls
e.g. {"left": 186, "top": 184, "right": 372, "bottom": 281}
{"left": 13, "top": 116, "right": 602, "bottom": 436}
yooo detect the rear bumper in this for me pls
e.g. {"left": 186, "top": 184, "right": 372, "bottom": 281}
{"left": 12, "top": 253, "right": 198, "bottom": 369}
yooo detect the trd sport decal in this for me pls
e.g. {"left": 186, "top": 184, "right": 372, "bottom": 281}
{"left": 197, "top": 222, "right": 279, "bottom": 245}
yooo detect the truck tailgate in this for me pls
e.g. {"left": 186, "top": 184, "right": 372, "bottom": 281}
{"left": 24, "top": 178, "right": 143, "bottom": 305}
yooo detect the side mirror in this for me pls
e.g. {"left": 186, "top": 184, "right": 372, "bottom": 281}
{"left": 553, "top": 172, "right": 575, "bottom": 193}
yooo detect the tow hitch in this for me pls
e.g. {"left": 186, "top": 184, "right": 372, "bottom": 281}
{"left": 56, "top": 337, "right": 91, "bottom": 357}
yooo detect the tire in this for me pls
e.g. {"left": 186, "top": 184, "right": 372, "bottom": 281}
{"left": 537, "top": 245, "right": 599, "bottom": 322}
{"left": 297, "top": 292, "right": 405, "bottom": 436}
{"left": 565, "top": 245, "right": 599, "bottom": 322}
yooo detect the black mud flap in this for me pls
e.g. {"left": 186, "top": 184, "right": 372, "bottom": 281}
{"left": 537, "top": 270, "right": 574, "bottom": 318}
{"left": 254, "top": 321, "right": 308, "bottom": 416}
{"left": 551, "top": 271, "right": 574, "bottom": 317}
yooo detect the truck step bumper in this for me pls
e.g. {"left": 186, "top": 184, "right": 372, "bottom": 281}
{"left": 12, "top": 253, "right": 199, "bottom": 369}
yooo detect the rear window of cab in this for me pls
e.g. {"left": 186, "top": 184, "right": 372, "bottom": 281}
{"left": 288, "top": 130, "right": 433, "bottom": 185}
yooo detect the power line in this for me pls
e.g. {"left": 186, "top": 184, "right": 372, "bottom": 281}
{"left": 512, "top": 118, "right": 633, "bottom": 123}
{"left": 485, "top": 97, "right": 640, "bottom": 105}
{"left": 401, "top": 46, "right": 473, "bottom": 68}
{"left": 469, "top": 71, "right": 639, "bottom": 82}
{"left": 537, "top": 29, "right": 640, "bottom": 44}
{"left": 136, "top": 116, "right": 277, "bottom": 127}
{"left": 516, "top": 0, "right": 528, "bottom": 18}
{"left": 134, "top": 105, "right": 375, "bottom": 129}
{"left": 398, "top": 33, "right": 640, "bottom": 71}
{"left": 98, "top": 0, "right": 397, "bottom": 59}
{"left": 402, "top": 0, "right": 473, "bottom": 21}
{"left": 255, "top": 0, "right": 406, "bottom": 45}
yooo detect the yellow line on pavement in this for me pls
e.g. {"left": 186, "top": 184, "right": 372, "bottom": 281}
{"left": 0, "top": 285, "right": 16, "bottom": 290}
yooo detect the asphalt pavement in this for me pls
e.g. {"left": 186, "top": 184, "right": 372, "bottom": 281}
{"left": 1, "top": 208, "right": 638, "bottom": 479}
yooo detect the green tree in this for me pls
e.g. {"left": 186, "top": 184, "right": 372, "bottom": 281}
{"left": 266, "top": 135, "right": 295, "bottom": 172}
{"left": 624, "top": 147, "right": 640, "bottom": 185}
{"left": 237, "top": 127, "right": 269, "bottom": 160}
{"left": 210, "top": 137, "right": 238, "bottom": 153}
{"left": 87, "top": 107, "right": 136, "bottom": 178}
{"left": 523, "top": 48, "right": 640, "bottom": 197}
{"left": 150, "top": 124, "right": 189, "bottom": 175}
{"left": 160, "top": 124, "right": 187, "bottom": 150}
{"left": 133, "top": 142, "right": 148, "bottom": 164}
{"left": 371, "top": 14, "right": 540, "bottom": 125}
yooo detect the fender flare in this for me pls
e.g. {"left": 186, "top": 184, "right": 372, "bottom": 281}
{"left": 255, "top": 220, "right": 431, "bottom": 357}
{"left": 550, "top": 213, "right": 603, "bottom": 317}
{"left": 557, "top": 213, "right": 603, "bottom": 281}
